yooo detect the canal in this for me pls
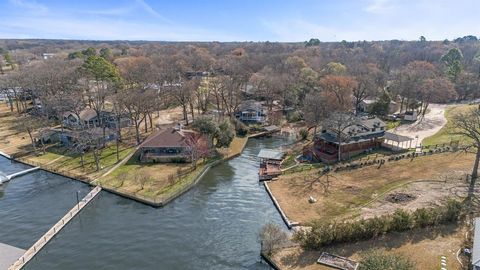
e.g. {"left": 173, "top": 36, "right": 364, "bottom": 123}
{"left": 1, "top": 137, "right": 288, "bottom": 269}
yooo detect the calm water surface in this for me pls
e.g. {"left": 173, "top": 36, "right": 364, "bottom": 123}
{"left": 0, "top": 157, "right": 91, "bottom": 249}
{"left": 2, "top": 137, "right": 288, "bottom": 270}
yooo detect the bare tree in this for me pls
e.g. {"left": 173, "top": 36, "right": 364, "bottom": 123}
{"left": 303, "top": 91, "right": 331, "bottom": 134}
{"left": 452, "top": 107, "right": 480, "bottom": 206}
{"left": 323, "top": 113, "right": 356, "bottom": 161}
{"left": 259, "top": 222, "right": 289, "bottom": 257}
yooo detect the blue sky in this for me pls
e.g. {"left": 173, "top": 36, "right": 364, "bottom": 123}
{"left": 0, "top": 0, "right": 479, "bottom": 41}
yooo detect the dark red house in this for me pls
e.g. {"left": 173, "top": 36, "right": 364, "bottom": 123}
{"left": 306, "top": 115, "right": 386, "bottom": 163}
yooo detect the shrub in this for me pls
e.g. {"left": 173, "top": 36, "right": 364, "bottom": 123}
{"left": 391, "top": 209, "right": 414, "bottom": 231}
{"left": 299, "top": 128, "right": 308, "bottom": 140}
{"left": 234, "top": 119, "right": 248, "bottom": 136}
{"left": 358, "top": 250, "right": 415, "bottom": 270}
{"left": 441, "top": 199, "right": 464, "bottom": 222}
{"left": 295, "top": 200, "right": 463, "bottom": 250}
{"left": 287, "top": 111, "right": 303, "bottom": 123}
{"left": 216, "top": 120, "right": 234, "bottom": 148}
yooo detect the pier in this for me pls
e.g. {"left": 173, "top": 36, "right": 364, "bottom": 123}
{"left": 0, "top": 167, "right": 40, "bottom": 184}
{"left": 8, "top": 186, "right": 102, "bottom": 270}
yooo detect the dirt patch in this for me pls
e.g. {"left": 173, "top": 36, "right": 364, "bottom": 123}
{"left": 268, "top": 151, "right": 475, "bottom": 224}
{"left": 385, "top": 192, "right": 416, "bottom": 203}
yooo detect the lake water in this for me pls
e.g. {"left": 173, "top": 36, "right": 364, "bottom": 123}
{"left": 1, "top": 137, "right": 288, "bottom": 270}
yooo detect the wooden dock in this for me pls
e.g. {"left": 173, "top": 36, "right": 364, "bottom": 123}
{"left": 8, "top": 186, "right": 102, "bottom": 270}
{"left": 1, "top": 167, "right": 40, "bottom": 185}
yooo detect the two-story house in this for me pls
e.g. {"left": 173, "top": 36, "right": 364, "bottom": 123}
{"left": 308, "top": 115, "right": 386, "bottom": 163}
{"left": 235, "top": 100, "right": 267, "bottom": 124}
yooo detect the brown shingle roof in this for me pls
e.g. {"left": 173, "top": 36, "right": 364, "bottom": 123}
{"left": 140, "top": 128, "right": 199, "bottom": 148}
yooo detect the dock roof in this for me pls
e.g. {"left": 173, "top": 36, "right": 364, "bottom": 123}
{"left": 258, "top": 149, "right": 284, "bottom": 160}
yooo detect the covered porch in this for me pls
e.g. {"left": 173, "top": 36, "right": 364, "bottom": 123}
{"left": 382, "top": 132, "right": 415, "bottom": 151}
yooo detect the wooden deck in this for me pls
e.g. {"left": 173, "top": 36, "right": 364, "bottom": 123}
{"left": 259, "top": 163, "right": 282, "bottom": 181}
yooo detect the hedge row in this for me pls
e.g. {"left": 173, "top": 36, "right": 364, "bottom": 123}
{"left": 294, "top": 199, "right": 463, "bottom": 249}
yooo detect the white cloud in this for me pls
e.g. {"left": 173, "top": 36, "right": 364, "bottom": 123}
{"left": 0, "top": 15, "right": 241, "bottom": 41}
{"left": 363, "top": 0, "right": 396, "bottom": 14}
{"left": 134, "top": 0, "right": 172, "bottom": 23}
{"left": 8, "top": 0, "right": 48, "bottom": 14}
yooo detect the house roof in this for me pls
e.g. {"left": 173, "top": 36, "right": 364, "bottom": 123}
{"left": 79, "top": 109, "right": 98, "bottom": 121}
{"left": 140, "top": 127, "right": 198, "bottom": 148}
{"left": 238, "top": 100, "right": 264, "bottom": 112}
{"left": 473, "top": 218, "right": 480, "bottom": 266}
{"left": 258, "top": 149, "right": 284, "bottom": 160}
{"left": 330, "top": 115, "right": 386, "bottom": 136}
{"left": 317, "top": 131, "right": 385, "bottom": 145}
{"left": 383, "top": 132, "right": 414, "bottom": 142}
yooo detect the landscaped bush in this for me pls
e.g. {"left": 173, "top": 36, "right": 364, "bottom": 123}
{"left": 299, "top": 128, "right": 308, "bottom": 140}
{"left": 287, "top": 111, "right": 303, "bottom": 123}
{"left": 294, "top": 199, "right": 464, "bottom": 249}
{"left": 234, "top": 119, "right": 248, "bottom": 136}
{"left": 358, "top": 250, "right": 415, "bottom": 270}
{"left": 391, "top": 209, "right": 414, "bottom": 231}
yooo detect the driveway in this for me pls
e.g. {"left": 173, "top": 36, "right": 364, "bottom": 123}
{"left": 389, "top": 103, "right": 448, "bottom": 145}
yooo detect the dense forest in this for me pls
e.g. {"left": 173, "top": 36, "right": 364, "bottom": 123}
{"left": 1, "top": 35, "right": 480, "bottom": 146}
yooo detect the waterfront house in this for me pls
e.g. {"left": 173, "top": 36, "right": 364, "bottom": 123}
{"left": 63, "top": 109, "right": 131, "bottom": 129}
{"left": 308, "top": 115, "right": 386, "bottom": 163}
{"left": 235, "top": 100, "right": 267, "bottom": 124}
{"left": 139, "top": 126, "right": 208, "bottom": 163}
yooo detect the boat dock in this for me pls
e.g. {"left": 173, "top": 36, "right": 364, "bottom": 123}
{"left": 8, "top": 186, "right": 102, "bottom": 270}
{"left": 258, "top": 149, "right": 284, "bottom": 181}
{"left": 0, "top": 167, "right": 40, "bottom": 185}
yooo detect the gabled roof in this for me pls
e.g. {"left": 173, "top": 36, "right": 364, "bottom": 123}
{"left": 140, "top": 127, "right": 198, "bottom": 148}
{"left": 79, "top": 108, "right": 98, "bottom": 121}
{"left": 238, "top": 100, "right": 264, "bottom": 112}
{"left": 258, "top": 149, "right": 284, "bottom": 160}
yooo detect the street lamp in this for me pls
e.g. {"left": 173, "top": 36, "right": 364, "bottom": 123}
{"left": 76, "top": 190, "right": 80, "bottom": 210}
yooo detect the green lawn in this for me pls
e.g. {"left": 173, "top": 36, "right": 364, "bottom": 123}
{"left": 423, "top": 104, "right": 475, "bottom": 146}
{"left": 97, "top": 136, "right": 248, "bottom": 202}
{"left": 385, "top": 120, "right": 401, "bottom": 130}
{"left": 27, "top": 143, "right": 135, "bottom": 179}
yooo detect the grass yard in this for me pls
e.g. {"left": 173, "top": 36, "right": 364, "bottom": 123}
{"left": 268, "top": 151, "right": 475, "bottom": 224}
{"left": 385, "top": 120, "right": 401, "bottom": 130}
{"left": 423, "top": 104, "right": 476, "bottom": 146}
{"left": 24, "top": 143, "right": 135, "bottom": 180}
{"left": 0, "top": 104, "right": 35, "bottom": 155}
{"left": 97, "top": 136, "right": 248, "bottom": 202}
{"left": 271, "top": 224, "right": 465, "bottom": 270}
